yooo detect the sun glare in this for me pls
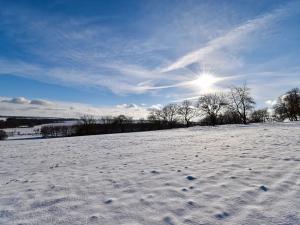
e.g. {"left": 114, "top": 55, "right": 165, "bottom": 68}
{"left": 191, "top": 72, "right": 222, "bottom": 93}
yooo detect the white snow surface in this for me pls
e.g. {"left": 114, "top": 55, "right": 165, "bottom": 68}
{"left": 0, "top": 122, "right": 300, "bottom": 225}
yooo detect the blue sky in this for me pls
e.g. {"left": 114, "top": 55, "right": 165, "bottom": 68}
{"left": 0, "top": 0, "right": 299, "bottom": 117}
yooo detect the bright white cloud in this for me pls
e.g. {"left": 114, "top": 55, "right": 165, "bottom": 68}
{"left": 0, "top": 97, "right": 149, "bottom": 119}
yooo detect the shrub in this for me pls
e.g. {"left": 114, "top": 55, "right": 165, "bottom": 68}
{"left": 41, "top": 125, "right": 76, "bottom": 138}
{"left": 0, "top": 130, "right": 8, "bottom": 140}
{"left": 250, "top": 108, "right": 269, "bottom": 123}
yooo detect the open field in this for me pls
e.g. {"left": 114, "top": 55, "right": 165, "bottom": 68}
{"left": 1, "top": 122, "right": 300, "bottom": 225}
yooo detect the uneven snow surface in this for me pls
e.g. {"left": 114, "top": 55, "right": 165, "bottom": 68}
{"left": 1, "top": 122, "right": 300, "bottom": 225}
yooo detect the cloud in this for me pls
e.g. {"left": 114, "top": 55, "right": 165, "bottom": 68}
{"left": 161, "top": 3, "right": 292, "bottom": 72}
{"left": 116, "top": 103, "right": 139, "bottom": 109}
{"left": 2, "top": 97, "right": 30, "bottom": 104}
{"left": 265, "top": 100, "right": 277, "bottom": 106}
{"left": 0, "top": 2, "right": 237, "bottom": 96}
{"left": 30, "top": 99, "right": 52, "bottom": 106}
{"left": 1, "top": 97, "right": 52, "bottom": 106}
{"left": 0, "top": 96, "right": 149, "bottom": 119}
{"left": 147, "top": 104, "right": 163, "bottom": 110}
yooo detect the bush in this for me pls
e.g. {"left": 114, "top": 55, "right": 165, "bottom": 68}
{"left": 250, "top": 108, "right": 269, "bottom": 123}
{"left": 41, "top": 125, "right": 76, "bottom": 138}
{"left": 0, "top": 130, "right": 8, "bottom": 140}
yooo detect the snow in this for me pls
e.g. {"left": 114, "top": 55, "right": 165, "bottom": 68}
{"left": 0, "top": 122, "right": 299, "bottom": 225}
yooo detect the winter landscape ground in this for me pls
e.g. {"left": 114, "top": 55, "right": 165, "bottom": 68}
{"left": 0, "top": 122, "right": 300, "bottom": 225}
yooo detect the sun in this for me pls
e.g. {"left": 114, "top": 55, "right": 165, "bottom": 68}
{"left": 191, "top": 72, "right": 222, "bottom": 93}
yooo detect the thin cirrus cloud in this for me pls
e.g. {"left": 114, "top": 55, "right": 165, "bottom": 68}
{"left": 161, "top": 3, "right": 292, "bottom": 73}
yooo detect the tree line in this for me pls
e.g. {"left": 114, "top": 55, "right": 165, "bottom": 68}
{"left": 0, "top": 85, "right": 299, "bottom": 140}
{"left": 149, "top": 84, "right": 257, "bottom": 126}
{"left": 40, "top": 114, "right": 186, "bottom": 138}
{"left": 149, "top": 86, "right": 299, "bottom": 127}
{"left": 39, "top": 86, "right": 299, "bottom": 138}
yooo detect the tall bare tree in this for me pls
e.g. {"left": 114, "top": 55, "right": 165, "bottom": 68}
{"left": 148, "top": 108, "right": 164, "bottom": 122}
{"left": 229, "top": 84, "right": 255, "bottom": 124}
{"left": 162, "top": 104, "right": 180, "bottom": 126}
{"left": 178, "top": 100, "right": 197, "bottom": 127}
{"left": 197, "top": 93, "right": 227, "bottom": 126}
{"left": 79, "top": 115, "right": 97, "bottom": 135}
{"left": 147, "top": 104, "right": 180, "bottom": 127}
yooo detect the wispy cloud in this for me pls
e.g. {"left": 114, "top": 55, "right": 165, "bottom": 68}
{"left": 161, "top": 3, "right": 292, "bottom": 73}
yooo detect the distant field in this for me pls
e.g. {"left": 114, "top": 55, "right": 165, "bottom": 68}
{"left": 0, "top": 122, "right": 299, "bottom": 225}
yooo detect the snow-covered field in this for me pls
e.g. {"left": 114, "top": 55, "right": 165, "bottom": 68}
{"left": 0, "top": 122, "right": 299, "bottom": 225}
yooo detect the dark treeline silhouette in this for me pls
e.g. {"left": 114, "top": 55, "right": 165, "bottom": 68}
{"left": 0, "top": 117, "right": 76, "bottom": 129}
{"left": 149, "top": 84, "right": 257, "bottom": 126}
{"left": 41, "top": 115, "right": 186, "bottom": 138}
{"left": 23, "top": 86, "right": 300, "bottom": 139}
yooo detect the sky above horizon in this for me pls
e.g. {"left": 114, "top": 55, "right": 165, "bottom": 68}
{"left": 0, "top": 0, "right": 300, "bottom": 118}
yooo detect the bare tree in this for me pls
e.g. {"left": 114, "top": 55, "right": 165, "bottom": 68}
{"left": 78, "top": 115, "right": 97, "bottom": 135}
{"left": 229, "top": 84, "right": 255, "bottom": 124}
{"left": 274, "top": 88, "right": 300, "bottom": 121}
{"left": 251, "top": 108, "right": 269, "bottom": 123}
{"left": 178, "top": 100, "right": 197, "bottom": 127}
{"left": 162, "top": 104, "right": 180, "bottom": 126}
{"left": 100, "top": 116, "right": 114, "bottom": 125}
{"left": 80, "top": 115, "right": 96, "bottom": 126}
{"left": 148, "top": 104, "right": 179, "bottom": 124}
{"left": 147, "top": 108, "right": 164, "bottom": 122}
{"left": 197, "top": 93, "right": 227, "bottom": 126}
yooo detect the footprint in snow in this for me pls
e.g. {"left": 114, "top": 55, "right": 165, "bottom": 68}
{"left": 187, "top": 200, "right": 195, "bottom": 206}
{"left": 186, "top": 176, "right": 196, "bottom": 181}
{"left": 260, "top": 185, "right": 268, "bottom": 191}
{"left": 215, "top": 212, "right": 230, "bottom": 220}
{"left": 163, "top": 216, "right": 176, "bottom": 225}
{"left": 104, "top": 199, "right": 113, "bottom": 204}
{"left": 89, "top": 215, "right": 98, "bottom": 221}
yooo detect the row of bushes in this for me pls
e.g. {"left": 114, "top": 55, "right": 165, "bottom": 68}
{"left": 40, "top": 118, "right": 187, "bottom": 138}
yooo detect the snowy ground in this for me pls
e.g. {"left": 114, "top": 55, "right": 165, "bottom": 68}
{"left": 0, "top": 122, "right": 299, "bottom": 225}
